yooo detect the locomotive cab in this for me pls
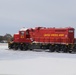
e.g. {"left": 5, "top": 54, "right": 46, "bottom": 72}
{"left": 19, "top": 28, "right": 31, "bottom": 43}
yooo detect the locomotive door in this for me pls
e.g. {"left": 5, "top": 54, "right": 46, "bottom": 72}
{"left": 68, "top": 29, "right": 74, "bottom": 43}
{"left": 26, "top": 30, "right": 30, "bottom": 38}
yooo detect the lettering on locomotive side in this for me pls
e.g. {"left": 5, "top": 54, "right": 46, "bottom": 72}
{"left": 44, "top": 34, "right": 50, "bottom": 36}
{"left": 59, "top": 34, "right": 64, "bottom": 36}
{"left": 44, "top": 34, "right": 64, "bottom": 37}
{"left": 51, "top": 34, "right": 58, "bottom": 36}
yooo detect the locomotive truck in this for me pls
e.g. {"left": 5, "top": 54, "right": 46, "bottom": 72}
{"left": 8, "top": 27, "right": 76, "bottom": 53}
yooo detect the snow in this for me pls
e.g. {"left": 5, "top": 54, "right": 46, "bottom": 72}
{"left": 0, "top": 43, "right": 76, "bottom": 75}
{"left": 20, "top": 27, "right": 27, "bottom": 31}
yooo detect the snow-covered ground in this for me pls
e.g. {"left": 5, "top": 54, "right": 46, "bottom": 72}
{"left": 0, "top": 43, "right": 76, "bottom": 75}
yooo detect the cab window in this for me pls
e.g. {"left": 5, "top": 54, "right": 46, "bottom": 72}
{"left": 69, "top": 30, "right": 74, "bottom": 33}
{"left": 20, "top": 31, "right": 24, "bottom": 35}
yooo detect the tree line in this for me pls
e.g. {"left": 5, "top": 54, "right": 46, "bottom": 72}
{"left": 0, "top": 34, "right": 13, "bottom": 43}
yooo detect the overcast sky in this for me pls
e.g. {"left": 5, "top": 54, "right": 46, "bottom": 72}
{"left": 0, "top": 0, "right": 76, "bottom": 35}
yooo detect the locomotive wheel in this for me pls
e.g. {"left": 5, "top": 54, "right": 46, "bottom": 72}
{"left": 29, "top": 46, "right": 33, "bottom": 50}
{"left": 20, "top": 47, "right": 23, "bottom": 50}
{"left": 69, "top": 50, "right": 72, "bottom": 53}
{"left": 14, "top": 45, "right": 18, "bottom": 50}
{"left": 54, "top": 45, "right": 60, "bottom": 52}
{"left": 49, "top": 45, "right": 54, "bottom": 52}
{"left": 15, "top": 47, "right": 18, "bottom": 50}
{"left": 24, "top": 46, "right": 28, "bottom": 50}
{"left": 63, "top": 46, "right": 68, "bottom": 53}
{"left": 29, "top": 44, "right": 33, "bottom": 50}
{"left": 20, "top": 45, "right": 23, "bottom": 50}
{"left": 13, "top": 44, "right": 18, "bottom": 50}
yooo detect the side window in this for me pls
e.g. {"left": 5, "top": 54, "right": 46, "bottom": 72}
{"left": 69, "top": 30, "right": 74, "bottom": 33}
{"left": 26, "top": 30, "right": 30, "bottom": 38}
{"left": 26, "top": 31, "right": 29, "bottom": 35}
{"left": 26, "top": 30, "right": 29, "bottom": 35}
{"left": 20, "top": 31, "right": 24, "bottom": 35}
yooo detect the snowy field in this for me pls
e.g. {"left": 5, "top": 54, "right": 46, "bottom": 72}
{"left": 0, "top": 43, "right": 76, "bottom": 75}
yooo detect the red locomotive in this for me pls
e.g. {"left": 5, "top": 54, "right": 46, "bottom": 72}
{"left": 8, "top": 27, "right": 76, "bottom": 53}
